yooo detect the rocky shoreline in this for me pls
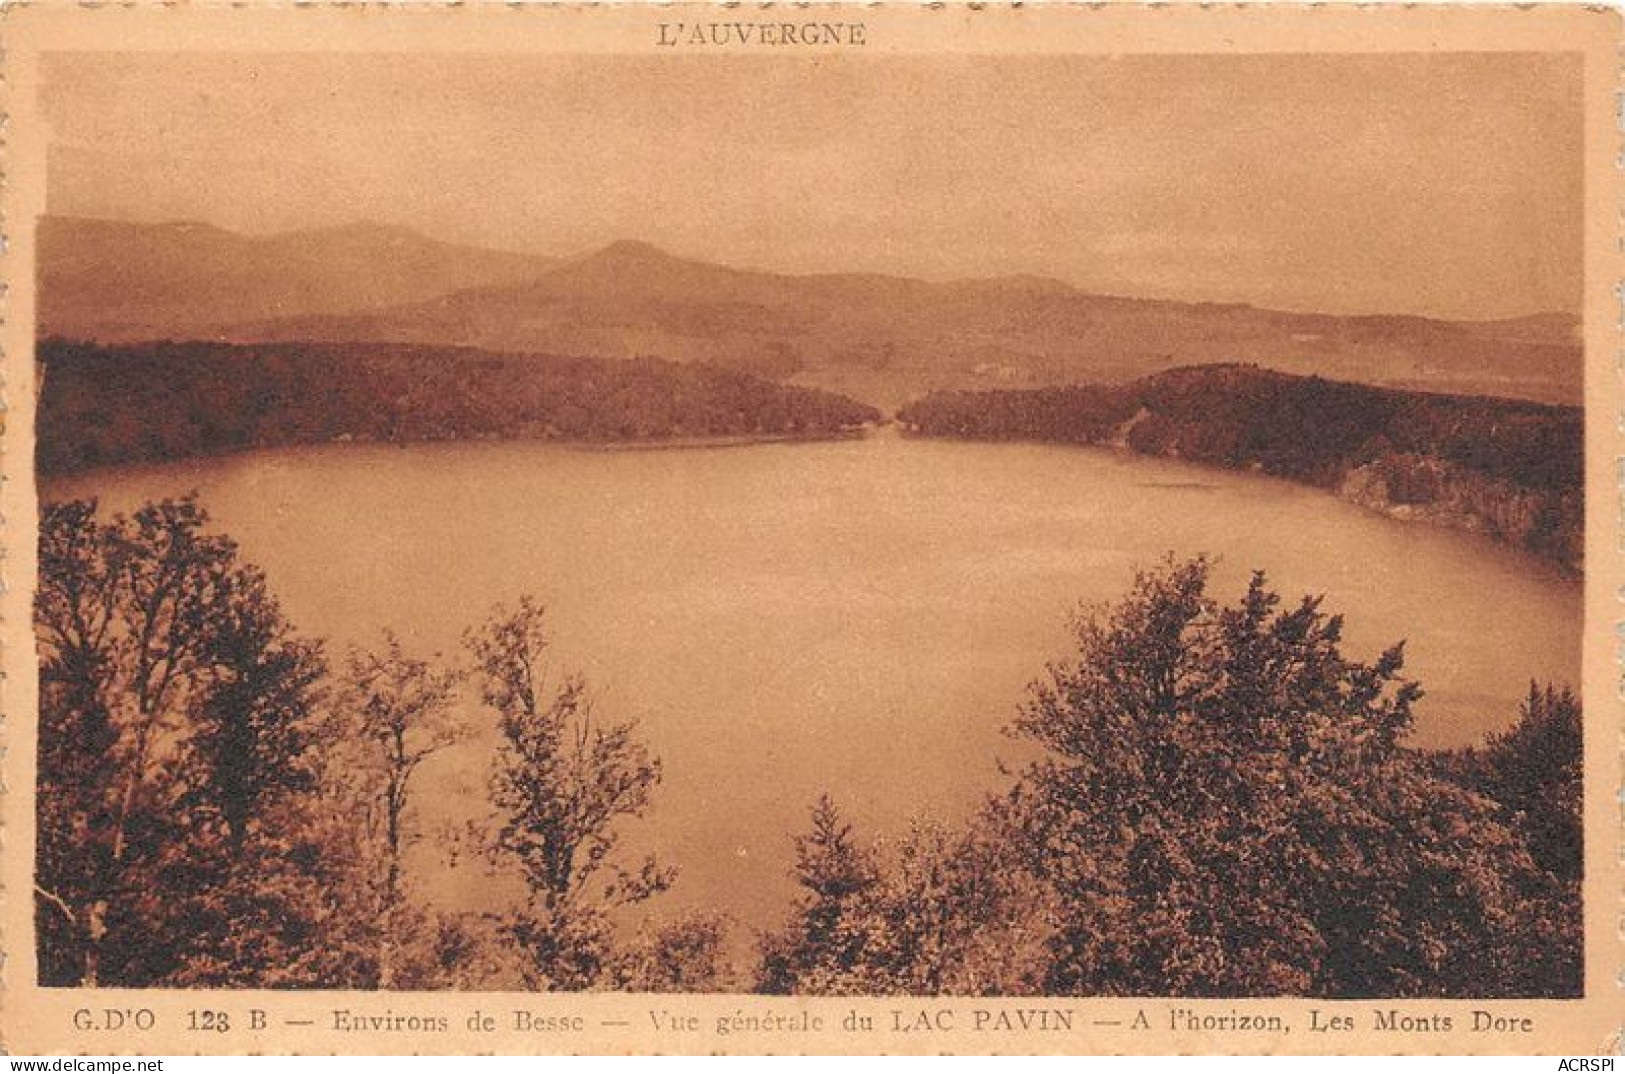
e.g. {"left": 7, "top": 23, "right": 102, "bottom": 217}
{"left": 897, "top": 364, "right": 1582, "bottom": 574}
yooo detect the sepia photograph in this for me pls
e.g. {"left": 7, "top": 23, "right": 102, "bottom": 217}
{"left": 2, "top": 2, "right": 1619, "bottom": 1057}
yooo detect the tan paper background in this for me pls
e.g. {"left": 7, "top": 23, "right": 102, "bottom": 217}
{"left": 1, "top": 2, "right": 1620, "bottom": 1055}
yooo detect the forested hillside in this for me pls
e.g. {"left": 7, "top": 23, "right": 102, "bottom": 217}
{"left": 898, "top": 365, "right": 1583, "bottom": 570}
{"left": 36, "top": 339, "right": 881, "bottom": 474}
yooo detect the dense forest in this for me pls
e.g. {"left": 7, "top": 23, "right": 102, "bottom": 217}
{"left": 35, "top": 339, "right": 882, "bottom": 475}
{"left": 897, "top": 365, "right": 1583, "bottom": 571}
{"left": 37, "top": 497, "right": 1582, "bottom": 996}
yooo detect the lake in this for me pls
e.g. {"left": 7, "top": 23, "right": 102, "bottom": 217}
{"left": 42, "top": 432, "right": 1582, "bottom": 934}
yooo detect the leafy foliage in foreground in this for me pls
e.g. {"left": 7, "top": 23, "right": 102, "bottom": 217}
{"left": 35, "top": 497, "right": 725, "bottom": 990}
{"left": 465, "top": 598, "right": 677, "bottom": 989}
{"left": 36, "top": 498, "right": 333, "bottom": 986}
{"left": 897, "top": 365, "right": 1583, "bottom": 568}
{"left": 760, "top": 559, "right": 1582, "bottom": 998}
{"left": 36, "top": 338, "right": 882, "bottom": 474}
{"left": 36, "top": 499, "right": 1580, "bottom": 995}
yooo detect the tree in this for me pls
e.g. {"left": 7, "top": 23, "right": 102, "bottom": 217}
{"left": 35, "top": 499, "right": 124, "bottom": 985}
{"left": 161, "top": 538, "right": 331, "bottom": 987}
{"left": 35, "top": 496, "right": 330, "bottom": 986}
{"left": 1447, "top": 683, "right": 1582, "bottom": 883}
{"left": 756, "top": 795, "right": 878, "bottom": 993}
{"left": 1007, "top": 556, "right": 1579, "bottom": 998}
{"left": 464, "top": 596, "right": 674, "bottom": 989}
{"left": 613, "top": 913, "right": 732, "bottom": 992}
{"left": 756, "top": 797, "right": 1052, "bottom": 995}
{"left": 1431, "top": 683, "right": 1583, "bottom": 993}
{"left": 334, "top": 632, "right": 466, "bottom": 987}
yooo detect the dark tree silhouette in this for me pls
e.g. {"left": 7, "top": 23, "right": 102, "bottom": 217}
{"left": 1445, "top": 683, "right": 1582, "bottom": 883}
{"left": 757, "top": 796, "right": 878, "bottom": 993}
{"left": 1006, "top": 557, "right": 1579, "bottom": 998}
{"left": 36, "top": 497, "right": 330, "bottom": 986}
{"left": 335, "top": 632, "right": 466, "bottom": 987}
{"left": 757, "top": 798, "right": 1051, "bottom": 995}
{"left": 756, "top": 559, "right": 1582, "bottom": 999}
{"left": 464, "top": 596, "right": 675, "bottom": 989}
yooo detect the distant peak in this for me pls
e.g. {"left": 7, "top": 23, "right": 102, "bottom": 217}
{"left": 585, "top": 239, "right": 674, "bottom": 264}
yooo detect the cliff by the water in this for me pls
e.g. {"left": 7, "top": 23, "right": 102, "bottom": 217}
{"left": 898, "top": 364, "right": 1582, "bottom": 572}
{"left": 1336, "top": 453, "right": 1581, "bottom": 569}
{"left": 36, "top": 338, "right": 883, "bottom": 475}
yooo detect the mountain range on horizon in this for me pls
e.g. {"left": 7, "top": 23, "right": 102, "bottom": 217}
{"left": 38, "top": 215, "right": 1583, "bottom": 408}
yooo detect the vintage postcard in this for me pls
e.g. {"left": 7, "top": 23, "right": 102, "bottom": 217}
{"left": 0, "top": 1, "right": 1621, "bottom": 1057}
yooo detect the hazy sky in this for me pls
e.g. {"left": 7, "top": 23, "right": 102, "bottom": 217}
{"left": 43, "top": 51, "right": 1581, "bottom": 319}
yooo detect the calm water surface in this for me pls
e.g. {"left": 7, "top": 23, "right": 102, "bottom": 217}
{"left": 44, "top": 433, "right": 1582, "bottom": 930}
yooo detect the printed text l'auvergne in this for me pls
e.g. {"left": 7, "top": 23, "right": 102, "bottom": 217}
{"left": 657, "top": 21, "right": 867, "bottom": 48}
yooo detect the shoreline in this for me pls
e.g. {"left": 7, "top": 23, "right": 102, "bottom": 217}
{"left": 894, "top": 424, "right": 1581, "bottom": 579}
{"left": 35, "top": 425, "right": 882, "bottom": 480}
{"left": 40, "top": 422, "right": 1579, "bottom": 581}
